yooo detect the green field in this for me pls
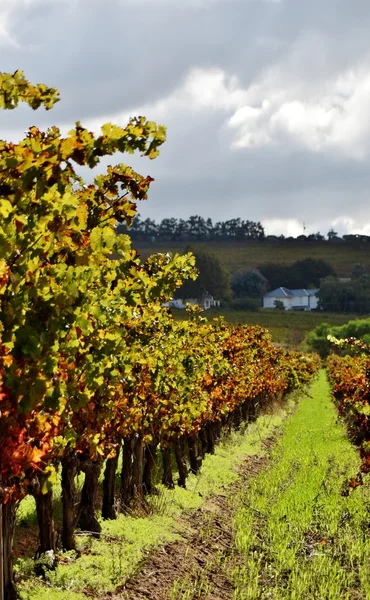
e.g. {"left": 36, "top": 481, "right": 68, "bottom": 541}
{"left": 133, "top": 239, "right": 370, "bottom": 278}
{"left": 172, "top": 308, "right": 355, "bottom": 346}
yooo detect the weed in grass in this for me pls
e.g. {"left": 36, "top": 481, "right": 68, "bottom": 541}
{"left": 169, "top": 549, "right": 229, "bottom": 600}
{"left": 19, "top": 588, "right": 86, "bottom": 600}
{"left": 170, "top": 570, "right": 212, "bottom": 600}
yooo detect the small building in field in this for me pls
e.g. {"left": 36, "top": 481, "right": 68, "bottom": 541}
{"left": 162, "top": 298, "right": 186, "bottom": 309}
{"left": 163, "top": 293, "right": 220, "bottom": 311}
{"left": 262, "top": 287, "right": 319, "bottom": 311}
{"left": 198, "top": 292, "right": 221, "bottom": 310}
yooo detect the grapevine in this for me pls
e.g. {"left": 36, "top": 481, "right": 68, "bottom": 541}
{"left": 0, "top": 71, "right": 320, "bottom": 599}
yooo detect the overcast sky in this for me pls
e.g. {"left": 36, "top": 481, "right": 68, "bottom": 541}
{"left": 1, "top": 0, "right": 370, "bottom": 237}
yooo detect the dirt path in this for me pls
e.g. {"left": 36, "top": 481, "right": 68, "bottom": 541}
{"left": 112, "top": 442, "right": 275, "bottom": 600}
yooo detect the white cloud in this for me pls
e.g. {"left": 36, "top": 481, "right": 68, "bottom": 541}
{"left": 181, "top": 68, "right": 247, "bottom": 110}
{"left": 228, "top": 63, "right": 370, "bottom": 159}
{"left": 70, "top": 67, "right": 248, "bottom": 137}
{"left": 120, "top": 67, "right": 249, "bottom": 120}
{"left": 87, "top": 59, "right": 370, "bottom": 164}
{"left": 262, "top": 218, "right": 304, "bottom": 237}
{"left": 263, "top": 216, "right": 370, "bottom": 238}
{"left": 332, "top": 217, "right": 370, "bottom": 237}
{"left": 2, "top": 0, "right": 370, "bottom": 236}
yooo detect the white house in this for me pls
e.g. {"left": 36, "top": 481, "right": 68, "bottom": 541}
{"left": 263, "top": 287, "right": 319, "bottom": 311}
{"left": 198, "top": 292, "right": 221, "bottom": 310}
{"left": 162, "top": 298, "right": 186, "bottom": 309}
{"left": 163, "top": 293, "right": 220, "bottom": 311}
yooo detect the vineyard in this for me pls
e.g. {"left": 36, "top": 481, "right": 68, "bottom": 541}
{"left": 4, "top": 70, "right": 370, "bottom": 600}
{"left": 0, "top": 72, "right": 323, "bottom": 599}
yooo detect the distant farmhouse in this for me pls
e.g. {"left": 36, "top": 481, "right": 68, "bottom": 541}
{"left": 263, "top": 287, "right": 319, "bottom": 311}
{"left": 163, "top": 292, "right": 221, "bottom": 311}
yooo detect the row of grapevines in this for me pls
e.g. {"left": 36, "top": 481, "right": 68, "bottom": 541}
{"left": 327, "top": 346, "right": 370, "bottom": 484}
{"left": 21, "top": 316, "right": 320, "bottom": 579}
{"left": 0, "top": 69, "right": 197, "bottom": 599}
{"left": 0, "top": 71, "right": 320, "bottom": 599}
{"left": 20, "top": 314, "right": 320, "bottom": 549}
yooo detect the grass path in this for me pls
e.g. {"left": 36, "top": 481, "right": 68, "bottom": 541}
{"left": 233, "top": 370, "right": 370, "bottom": 600}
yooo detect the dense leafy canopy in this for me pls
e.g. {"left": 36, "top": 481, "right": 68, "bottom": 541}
{"left": 0, "top": 70, "right": 196, "bottom": 502}
{"left": 231, "top": 269, "right": 267, "bottom": 299}
{"left": 260, "top": 258, "right": 336, "bottom": 291}
{"left": 327, "top": 343, "right": 370, "bottom": 485}
{"left": 319, "top": 275, "right": 370, "bottom": 313}
{"left": 306, "top": 318, "right": 370, "bottom": 357}
{"left": 174, "top": 246, "right": 231, "bottom": 300}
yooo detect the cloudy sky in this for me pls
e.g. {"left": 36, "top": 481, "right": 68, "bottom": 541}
{"left": 1, "top": 0, "right": 370, "bottom": 237}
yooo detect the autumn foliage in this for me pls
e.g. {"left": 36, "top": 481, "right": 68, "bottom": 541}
{"left": 0, "top": 71, "right": 320, "bottom": 599}
{"left": 327, "top": 340, "right": 370, "bottom": 480}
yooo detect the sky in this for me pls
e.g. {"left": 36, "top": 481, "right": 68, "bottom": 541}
{"left": 1, "top": 0, "right": 370, "bottom": 237}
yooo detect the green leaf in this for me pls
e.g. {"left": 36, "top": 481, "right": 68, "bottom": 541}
{"left": 0, "top": 199, "right": 12, "bottom": 218}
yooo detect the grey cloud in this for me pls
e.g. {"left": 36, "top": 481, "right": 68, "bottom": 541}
{"left": 0, "top": 0, "right": 286, "bottom": 123}
{"left": 1, "top": 0, "right": 370, "bottom": 234}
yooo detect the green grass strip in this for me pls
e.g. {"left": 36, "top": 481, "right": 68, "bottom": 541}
{"left": 233, "top": 369, "right": 370, "bottom": 600}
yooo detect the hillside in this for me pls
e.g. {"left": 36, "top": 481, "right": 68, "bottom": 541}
{"left": 133, "top": 239, "right": 370, "bottom": 278}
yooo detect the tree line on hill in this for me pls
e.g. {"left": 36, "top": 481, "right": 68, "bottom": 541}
{"left": 117, "top": 217, "right": 370, "bottom": 244}
{"left": 116, "top": 219, "right": 370, "bottom": 313}
{"left": 117, "top": 215, "right": 265, "bottom": 241}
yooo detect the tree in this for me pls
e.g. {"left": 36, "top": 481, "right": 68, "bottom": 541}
{"left": 305, "top": 322, "right": 333, "bottom": 357}
{"left": 186, "top": 215, "right": 210, "bottom": 240}
{"left": 307, "top": 232, "right": 324, "bottom": 241}
{"left": 259, "top": 264, "right": 301, "bottom": 290}
{"left": 175, "top": 247, "right": 231, "bottom": 300}
{"left": 274, "top": 300, "right": 285, "bottom": 310}
{"left": 231, "top": 270, "right": 267, "bottom": 298}
{"left": 318, "top": 276, "right": 370, "bottom": 313}
{"left": 118, "top": 215, "right": 265, "bottom": 242}
{"left": 293, "top": 258, "right": 336, "bottom": 288}
{"left": 352, "top": 263, "right": 366, "bottom": 279}
{"left": 327, "top": 228, "right": 339, "bottom": 241}
{"left": 158, "top": 217, "right": 178, "bottom": 241}
{"left": 306, "top": 318, "right": 370, "bottom": 357}
{"left": 260, "top": 258, "right": 336, "bottom": 290}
